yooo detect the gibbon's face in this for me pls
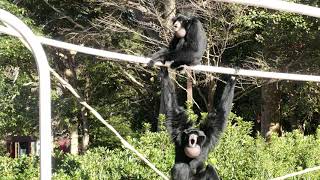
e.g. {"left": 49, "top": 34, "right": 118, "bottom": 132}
{"left": 173, "top": 20, "right": 187, "bottom": 38}
{"left": 183, "top": 129, "right": 206, "bottom": 158}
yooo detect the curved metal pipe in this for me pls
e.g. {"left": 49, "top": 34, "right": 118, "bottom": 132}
{"left": 0, "top": 9, "right": 52, "bottom": 180}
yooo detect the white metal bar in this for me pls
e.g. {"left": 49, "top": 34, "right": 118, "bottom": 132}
{"left": 28, "top": 36, "right": 320, "bottom": 82}
{"left": 39, "top": 37, "right": 320, "bottom": 82}
{"left": 38, "top": 36, "right": 150, "bottom": 64}
{"left": 214, "top": 0, "right": 320, "bottom": 18}
{"left": 0, "top": 9, "right": 52, "bottom": 180}
{"left": 1, "top": 24, "right": 320, "bottom": 82}
{"left": 270, "top": 166, "right": 320, "bottom": 180}
{"left": 191, "top": 65, "right": 320, "bottom": 82}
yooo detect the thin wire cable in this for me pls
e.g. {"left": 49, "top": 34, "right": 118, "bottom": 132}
{"left": 270, "top": 166, "right": 320, "bottom": 180}
{"left": 1, "top": 25, "right": 320, "bottom": 82}
{"left": 49, "top": 67, "right": 169, "bottom": 180}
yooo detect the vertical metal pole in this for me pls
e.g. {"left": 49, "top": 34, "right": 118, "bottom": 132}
{"left": 0, "top": 9, "right": 52, "bottom": 180}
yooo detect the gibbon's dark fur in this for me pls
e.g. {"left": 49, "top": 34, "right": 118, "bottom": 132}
{"left": 148, "top": 15, "right": 207, "bottom": 69}
{"left": 160, "top": 68, "right": 236, "bottom": 180}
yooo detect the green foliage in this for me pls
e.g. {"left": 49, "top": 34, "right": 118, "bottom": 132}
{"left": 1, "top": 114, "right": 319, "bottom": 179}
{"left": 213, "top": 113, "right": 320, "bottom": 179}
{"left": 118, "top": 33, "right": 147, "bottom": 55}
{"left": 0, "top": 0, "right": 43, "bottom": 67}
{"left": 231, "top": 0, "right": 320, "bottom": 135}
{"left": 0, "top": 68, "right": 38, "bottom": 137}
{"left": 0, "top": 0, "right": 26, "bottom": 17}
{"left": 186, "top": 101, "right": 198, "bottom": 124}
{"left": 53, "top": 131, "right": 173, "bottom": 180}
{"left": 280, "top": 81, "right": 320, "bottom": 134}
{"left": 158, "top": 114, "right": 166, "bottom": 132}
{"left": 90, "top": 115, "right": 134, "bottom": 149}
{"left": 0, "top": 1, "right": 45, "bottom": 138}
{"left": 0, "top": 155, "right": 39, "bottom": 180}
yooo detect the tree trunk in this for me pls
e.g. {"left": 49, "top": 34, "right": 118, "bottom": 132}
{"left": 163, "top": 0, "right": 176, "bottom": 28}
{"left": 81, "top": 72, "right": 91, "bottom": 151}
{"left": 207, "top": 75, "right": 215, "bottom": 113}
{"left": 70, "top": 122, "right": 79, "bottom": 154}
{"left": 81, "top": 107, "right": 89, "bottom": 151}
{"left": 261, "top": 81, "right": 282, "bottom": 139}
{"left": 66, "top": 52, "right": 91, "bottom": 153}
{"left": 67, "top": 53, "right": 80, "bottom": 154}
{"left": 187, "top": 70, "right": 193, "bottom": 104}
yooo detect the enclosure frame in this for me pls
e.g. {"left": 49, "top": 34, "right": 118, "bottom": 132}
{"left": 0, "top": 9, "right": 52, "bottom": 180}
{"left": 0, "top": 1, "right": 320, "bottom": 180}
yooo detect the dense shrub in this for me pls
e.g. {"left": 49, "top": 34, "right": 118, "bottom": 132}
{"left": 1, "top": 113, "right": 319, "bottom": 179}
{"left": 0, "top": 155, "right": 39, "bottom": 180}
{"left": 215, "top": 113, "right": 320, "bottom": 179}
{"left": 52, "top": 130, "right": 173, "bottom": 180}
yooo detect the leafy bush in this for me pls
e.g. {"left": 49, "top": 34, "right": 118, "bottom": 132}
{"left": 1, "top": 113, "right": 319, "bottom": 179}
{"left": 0, "top": 155, "right": 39, "bottom": 180}
{"left": 214, "top": 113, "right": 320, "bottom": 179}
{"left": 53, "top": 131, "right": 173, "bottom": 180}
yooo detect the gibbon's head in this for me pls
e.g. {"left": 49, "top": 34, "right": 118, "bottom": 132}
{"left": 183, "top": 128, "right": 206, "bottom": 158}
{"left": 172, "top": 15, "right": 189, "bottom": 38}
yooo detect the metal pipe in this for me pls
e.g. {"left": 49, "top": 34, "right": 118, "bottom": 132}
{"left": 1, "top": 24, "right": 320, "bottom": 82}
{"left": 0, "top": 9, "right": 52, "bottom": 180}
{"left": 215, "top": 0, "right": 320, "bottom": 18}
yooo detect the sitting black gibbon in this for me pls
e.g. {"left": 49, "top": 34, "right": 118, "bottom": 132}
{"left": 148, "top": 15, "right": 207, "bottom": 69}
{"left": 160, "top": 68, "right": 236, "bottom": 180}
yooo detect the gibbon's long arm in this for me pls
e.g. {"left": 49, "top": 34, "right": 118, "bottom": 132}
{"left": 201, "top": 75, "right": 236, "bottom": 147}
{"left": 160, "top": 68, "right": 192, "bottom": 144}
{"left": 188, "top": 75, "right": 236, "bottom": 173}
